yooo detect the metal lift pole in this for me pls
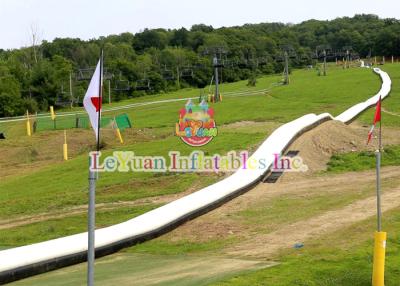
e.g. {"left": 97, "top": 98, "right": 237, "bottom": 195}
{"left": 284, "top": 51, "right": 289, "bottom": 85}
{"left": 213, "top": 55, "right": 220, "bottom": 102}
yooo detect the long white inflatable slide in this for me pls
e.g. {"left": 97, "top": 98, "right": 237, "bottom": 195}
{"left": 0, "top": 68, "right": 391, "bottom": 284}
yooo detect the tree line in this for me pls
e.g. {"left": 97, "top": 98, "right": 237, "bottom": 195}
{"left": 0, "top": 14, "right": 399, "bottom": 117}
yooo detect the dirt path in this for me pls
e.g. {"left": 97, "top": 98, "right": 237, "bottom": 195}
{"left": 0, "top": 187, "right": 197, "bottom": 230}
{"left": 382, "top": 107, "right": 400, "bottom": 117}
{"left": 117, "top": 256, "right": 274, "bottom": 286}
{"left": 13, "top": 253, "right": 277, "bottom": 286}
{"left": 157, "top": 166, "right": 400, "bottom": 243}
{"left": 226, "top": 187, "right": 400, "bottom": 258}
{"left": 154, "top": 121, "right": 400, "bottom": 258}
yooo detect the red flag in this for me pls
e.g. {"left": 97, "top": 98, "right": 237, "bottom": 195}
{"left": 367, "top": 97, "right": 381, "bottom": 144}
{"left": 373, "top": 96, "right": 381, "bottom": 124}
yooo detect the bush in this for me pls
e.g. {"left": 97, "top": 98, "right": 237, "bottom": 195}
{"left": 247, "top": 74, "right": 257, "bottom": 87}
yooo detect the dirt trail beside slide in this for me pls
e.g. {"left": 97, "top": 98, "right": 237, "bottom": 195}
{"left": 13, "top": 254, "right": 277, "bottom": 286}
{"left": 382, "top": 107, "right": 400, "bottom": 117}
{"left": 0, "top": 187, "right": 198, "bottom": 230}
{"left": 158, "top": 166, "right": 400, "bottom": 244}
{"left": 118, "top": 257, "right": 273, "bottom": 286}
{"left": 156, "top": 120, "right": 400, "bottom": 257}
{"left": 226, "top": 187, "right": 400, "bottom": 258}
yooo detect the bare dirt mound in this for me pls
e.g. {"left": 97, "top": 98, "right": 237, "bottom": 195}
{"left": 285, "top": 120, "right": 400, "bottom": 174}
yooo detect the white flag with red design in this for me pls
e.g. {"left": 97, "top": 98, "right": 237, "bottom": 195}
{"left": 83, "top": 59, "right": 103, "bottom": 141}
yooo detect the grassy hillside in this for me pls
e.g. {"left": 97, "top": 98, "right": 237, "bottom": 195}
{"left": 2, "top": 64, "right": 400, "bottom": 285}
{"left": 0, "top": 65, "right": 386, "bottom": 238}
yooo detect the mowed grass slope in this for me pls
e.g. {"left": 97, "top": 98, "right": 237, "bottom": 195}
{"left": 3, "top": 64, "right": 400, "bottom": 285}
{"left": 0, "top": 66, "right": 385, "bottom": 242}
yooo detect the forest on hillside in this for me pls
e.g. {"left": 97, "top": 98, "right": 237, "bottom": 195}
{"left": 0, "top": 14, "right": 399, "bottom": 117}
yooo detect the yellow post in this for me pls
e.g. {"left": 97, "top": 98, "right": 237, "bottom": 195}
{"left": 372, "top": 231, "right": 386, "bottom": 286}
{"left": 50, "top": 106, "right": 56, "bottom": 120}
{"left": 114, "top": 117, "right": 124, "bottom": 144}
{"left": 219, "top": 93, "right": 223, "bottom": 102}
{"left": 63, "top": 130, "right": 68, "bottom": 161}
{"left": 26, "top": 110, "right": 31, "bottom": 136}
{"left": 116, "top": 128, "right": 124, "bottom": 144}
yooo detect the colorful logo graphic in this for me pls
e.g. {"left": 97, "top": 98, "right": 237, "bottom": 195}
{"left": 175, "top": 99, "right": 217, "bottom": 146}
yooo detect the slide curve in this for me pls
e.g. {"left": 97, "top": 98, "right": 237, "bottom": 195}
{"left": 0, "top": 68, "right": 391, "bottom": 284}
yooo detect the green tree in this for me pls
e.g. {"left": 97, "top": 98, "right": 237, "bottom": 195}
{"left": 0, "top": 76, "right": 23, "bottom": 116}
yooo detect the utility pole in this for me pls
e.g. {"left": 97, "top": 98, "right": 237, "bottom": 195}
{"left": 176, "top": 66, "right": 180, "bottom": 89}
{"left": 346, "top": 50, "right": 349, "bottom": 68}
{"left": 108, "top": 79, "right": 111, "bottom": 104}
{"left": 284, "top": 51, "right": 289, "bottom": 85}
{"left": 323, "top": 49, "right": 327, "bottom": 76}
{"left": 213, "top": 55, "right": 220, "bottom": 102}
{"left": 69, "top": 72, "right": 73, "bottom": 108}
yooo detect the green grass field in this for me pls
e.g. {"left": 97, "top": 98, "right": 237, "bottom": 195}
{"left": 2, "top": 64, "right": 400, "bottom": 285}
{"left": 0, "top": 65, "right": 383, "bottom": 221}
{"left": 327, "top": 145, "right": 400, "bottom": 173}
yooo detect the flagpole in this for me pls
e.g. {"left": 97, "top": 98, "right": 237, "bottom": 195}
{"left": 376, "top": 97, "right": 382, "bottom": 232}
{"left": 88, "top": 49, "right": 103, "bottom": 286}
{"left": 375, "top": 150, "right": 381, "bottom": 232}
{"left": 97, "top": 50, "right": 103, "bottom": 152}
{"left": 379, "top": 109, "right": 382, "bottom": 152}
{"left": 372, "top": 96, "right": 385, "bottom": 286}
{"left": 88, "top": 168, "right": 96, "bottom": 286}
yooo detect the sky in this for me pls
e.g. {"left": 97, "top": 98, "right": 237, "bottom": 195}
{"left": 0, "top": 0, "right": 399, "bottom": 50}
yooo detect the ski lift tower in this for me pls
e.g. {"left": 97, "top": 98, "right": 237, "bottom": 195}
{"left": 56, "top": 72, "right": 75, "bottom": 108}
{"left": 76, "top": 67, "right": 113, "bottom": 104}
{"left": 280, "top": 45, "right": 296, "bottom": 85}
{"left": 203, "top": 46, "right": 227, "bottom": 102}
{"left": 213, "top": 55, "right": 224, "bottom": 102}
{"left": 366, "top": 48, "right": 372, "bottom": 67}
{"left": 316, "top": 44, "right": 331, "bottom": 76}
{"left": 342, "top": 46, "right": 353, "bottom": 69}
